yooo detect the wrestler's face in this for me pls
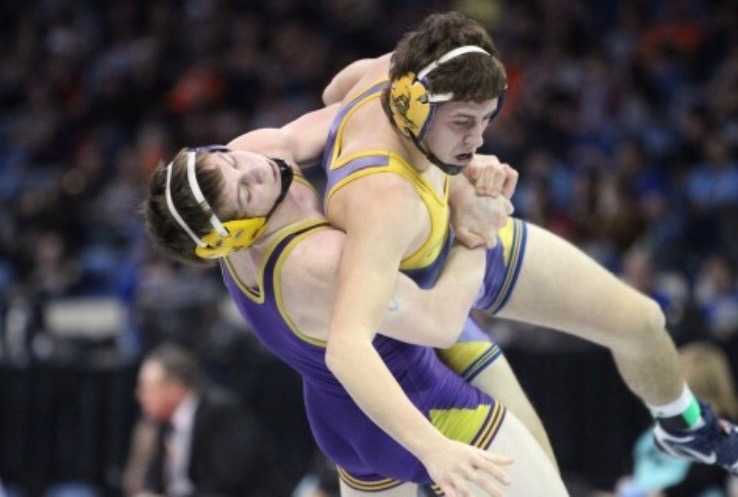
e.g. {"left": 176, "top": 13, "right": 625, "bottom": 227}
{"left": 424, "top": 98, "right": 501, "bottom": 168}
{"left": 204, "top": 149, "right": 284, "bottom": 219}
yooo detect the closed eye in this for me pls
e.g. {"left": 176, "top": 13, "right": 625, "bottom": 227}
{"left": 454, "top": 121, "right": 473, "bottom": 128}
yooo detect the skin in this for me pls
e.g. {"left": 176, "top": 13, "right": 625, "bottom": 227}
{"left": 318, "top": 48, "right": 708, "bottom": 493}
{"left": 322, "top": 55, "right": 527, "bottom": 497}
{"left": 178, "top": 110, "right": 532, "bottom": 495}
{"left": 156, "top": 94, "right": 569, "bottom": 495}
{"left": 136, "top": 360, "right": 188, "bottom": 422}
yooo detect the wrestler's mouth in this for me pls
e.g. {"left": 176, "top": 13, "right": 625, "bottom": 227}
{"left": 455, "top": 152, "right": 473, "bottom": 163}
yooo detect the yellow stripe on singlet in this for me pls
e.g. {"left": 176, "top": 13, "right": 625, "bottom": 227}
{"left": 336, "top": 467, "right": 404, "bottom": 492}
{"left": 487, "top": 218, "right": 526, "bottom": 314}
{"left": 222, "top": 217, "right": 326, "bottom": 304}
{"left": 292, "top": 172, "right": 317, "bottom": 194}
{"left": 272, "top": 222, "right": 332, "bottom": 348}
{"left": 324, "top": 89, "right": 451, "bottom": 271}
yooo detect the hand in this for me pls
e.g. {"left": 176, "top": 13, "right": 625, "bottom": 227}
{"left": 451, "top": 194, "right": 513, "bottom": 249}
{"left": 421, "top": 438, "right": 513, "bottom": 497}
{"left": 464, "top": 154, "right": 518, "bottom": 199}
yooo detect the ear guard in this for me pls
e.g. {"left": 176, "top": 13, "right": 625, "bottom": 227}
{"left": 389, "top": 72, "right": 434, "bottom": 140}
{"left": 195, "top": 217, "right": 267, "bottom": 259}
{"left": 388, "top": 45, "right": 492, "bottom": 141}
{"left": 164, "top": 149, "right": 269, "bottom": 259}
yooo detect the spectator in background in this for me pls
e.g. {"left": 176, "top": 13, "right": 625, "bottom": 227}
{"left": 125, "top": 343, "right": 262, "bottom": 497}
{"left": 695, "top": 255, "right": 738, "bottom": 341}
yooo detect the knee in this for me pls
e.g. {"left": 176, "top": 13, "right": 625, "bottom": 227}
{"left": 620, "top": 296, "right": 667, "bottom": 350}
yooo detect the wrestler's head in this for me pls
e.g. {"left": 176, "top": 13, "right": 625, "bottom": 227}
{"left": 144, "top": 146, "right": 293, "bottom": 264}
{"left": 384, "top": 12, "right": 507, "bottom": 174}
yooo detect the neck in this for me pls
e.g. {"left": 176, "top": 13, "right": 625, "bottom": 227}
{"left": 242, "top": 183, "right": 322, "bottom": 255}
{"left": 398, "top": 134, "right": 433, "bottom": 173}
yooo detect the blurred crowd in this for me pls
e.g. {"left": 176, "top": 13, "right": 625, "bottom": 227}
{"left": 1, "top": 0, "right": 738, "bottom": 496}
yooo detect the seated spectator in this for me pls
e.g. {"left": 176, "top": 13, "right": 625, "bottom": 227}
{"left": 125, "top": 343, "right": 263, "bottom": 497}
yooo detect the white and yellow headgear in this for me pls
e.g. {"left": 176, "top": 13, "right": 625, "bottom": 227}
{"left": 388, "top": 45, "right": 494, "bottom": 141}
{"left": 164, "top": 148, "right": 275, "bottom": 259}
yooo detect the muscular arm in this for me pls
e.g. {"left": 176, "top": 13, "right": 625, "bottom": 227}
{"left": 322, "top": 53, "right": 392, "bottom": 105}
{"left": 380, "top": 243, "right": 485, "bottom": 347}
{"left": 227, "top": 104, "right": 339, "bottom": 166}
{"left": 323, "top": 176, "right": 452, "bottom": 464}
{"left": 287, "top": 229, "right": 486, "bottom": 348}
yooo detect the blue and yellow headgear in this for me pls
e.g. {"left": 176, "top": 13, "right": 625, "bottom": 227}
{"left": 164, "top": 147, "right": 293, "bottom": 259}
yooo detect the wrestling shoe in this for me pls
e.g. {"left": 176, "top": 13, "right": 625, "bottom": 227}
{"left": 653, "top": 401, "right": 738, "bottom": 475}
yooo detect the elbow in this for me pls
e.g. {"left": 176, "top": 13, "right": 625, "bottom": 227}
{"left": 322, "top": 82, "right": 338, "bottom": 106}
{"left": 433, "top": 325, "right": 461, "bottom": 349}
{"left": 324, "top": 340, "right": 342, "bottom": 374}
{"left": 325, "top": 335, "right": 356, "bottom": 375}
{"left": 422, "top": 316, "right": 461, "bottom": 349}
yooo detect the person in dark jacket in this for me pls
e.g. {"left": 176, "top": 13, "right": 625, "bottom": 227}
{"left": 129, "top": 343, "right": 262, "bottom": 497}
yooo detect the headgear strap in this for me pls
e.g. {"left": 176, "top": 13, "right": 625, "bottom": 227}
{"left": 417, "top": 45, "right": 491, "bottom": 96}
{"left": 165, "top": 151, "right": 228, "bottom": 248}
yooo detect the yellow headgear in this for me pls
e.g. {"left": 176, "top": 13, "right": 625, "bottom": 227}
{"left": 164, "top": 150, "right": 268, "bottom": 260}
{"left": 388, "top": 45, "right": 491, "bottom": 140}
{"left": 195, "top": 217, "right": 267, "bottom": 259}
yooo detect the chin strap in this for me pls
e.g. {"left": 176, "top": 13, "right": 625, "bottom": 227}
{"left": 409, "top": 133, "right": 466, "bottom": 175}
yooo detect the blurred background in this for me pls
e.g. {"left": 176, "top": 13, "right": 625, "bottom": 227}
{"left": 1, "top": 0, "right": 737, "bottom": 496}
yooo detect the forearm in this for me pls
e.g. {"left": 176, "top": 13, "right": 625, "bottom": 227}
{"left": 281, "top": 104, "right": 340, "bottom": 165}
{"left": 325, "top": 337, "right": 445, "bottom": 458}
{"left": 423, "top": 245, "right": 486, "bottom": 343}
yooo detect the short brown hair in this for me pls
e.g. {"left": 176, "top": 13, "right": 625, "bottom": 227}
{"left": 143, "top": 148, "right": 225, "bottom": 265}
{"left": 145, "top": 342, "right": 203, "bottom": 391}
{"left": 389, "top": 12, "right": 507, "bottom": 102}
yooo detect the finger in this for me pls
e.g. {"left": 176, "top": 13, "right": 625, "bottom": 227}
{"left": 468, "top": 472, "right": 504, "bottom": 497}
{"left": 465, "top": 163, "right": 482, "bottom": 181}
{"left": 489, "top": 168, "right": 506, "bottom": 198}
{"left": 456, "top": 459, "right": 506, "bottom": 497}
{"left": 501, "top": 197, "right": 515, "bottom": 216}
{"left": 447, "top": 475, "right": 470, "bottom": 497}
{"left": 482, "top": 452, "right": 514, "bottom": 465}
{"left": 439, "top": 481, "right": 457, "bottom": 497}
{"left": 475, "top": 457, "right": 512, "bottom": 486}
{"left": 501, "top": 165, "right": 519, "bottom": 199}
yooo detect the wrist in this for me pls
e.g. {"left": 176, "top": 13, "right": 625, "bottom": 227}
{"left": 412, "top": 430, "right": 449, "bottom": 462}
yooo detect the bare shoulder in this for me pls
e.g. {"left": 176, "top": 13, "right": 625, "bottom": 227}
{"left": 327, "top": 172, "right": 423, "bottom": 231}
{"left": 342, "top": 55, "right": 391, "bottom": 103}
{"left": 280, "top": 227, "right": 344, "bottom": 294}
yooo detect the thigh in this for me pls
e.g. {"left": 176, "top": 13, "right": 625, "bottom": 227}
{"left": 497, "top": 222, "right": 661, "bottom": 349}
{"left": 339, "top": 480, "right": 418, "bottom": 497}
{"left": 470, "top": 356, "right": 558, "bottom": 469}
{"left": 480, "top": 409, "right": 569, "bottom": 497}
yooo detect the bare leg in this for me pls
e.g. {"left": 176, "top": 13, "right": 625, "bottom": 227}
{"left": 339, "top": 409, "right": 568, "bottom": 497}
{"left": 470, "top": 356, "right": 559, "bottom": 471}
{"left": 497, "top": 223, "right": 683, "bottom": 405}
{"left": 473, "top": 409, "right": 569, "bottom": 497}
{"left": 339, "top": 480, "right": 417, "bottom": 497}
